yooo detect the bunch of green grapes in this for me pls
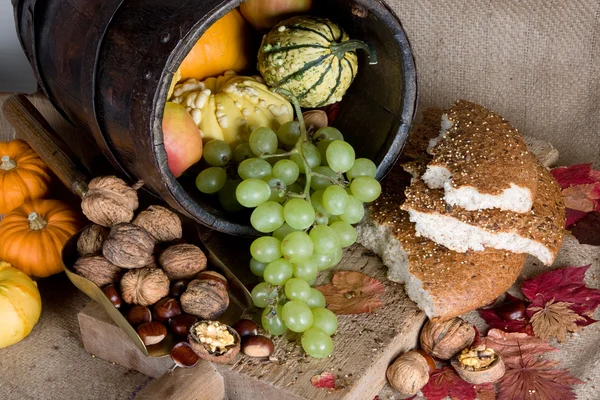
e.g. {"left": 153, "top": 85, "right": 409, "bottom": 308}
{"left": 195, "top": 95, "right": 382, "bottom": 358}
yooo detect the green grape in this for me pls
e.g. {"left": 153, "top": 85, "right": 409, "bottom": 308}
{"left": 272, "top": 223, "right": 299, "bottom": 241}
{"left": 218, "top": 179, "right": 244, "bottom": 212}
{"left": 326, "top": 140, "right": 355, "bottom": 173}
{"left": 322, "top": 185, "right": 349, "bottom": 215}
{"left": 262, "top": 305, "right": 288, "bottom": 335}
{"left": 287, "top": 182, "right": 303, "bottom": 194}
{"left": 282, "top": 300, "right": 313, "bottom": 332}
{"left": 251, "top": 282, "right": 278, "bottom": 308}
{"left": 267, "top": 149, "right": 289, "bottom": 166}
{"left": 306, "top": 288, "right": 327, "bottom": 309}
{"left": 236, "top": 178, "right": 271, "bottom": 208}
{"left": 276, "top": 121, "right": 301, "bottom": 147}
{"left": 249, "top": 127, "right": 278, "bottom": 155}
{"left": 350, "top": 177, "right": 382, "bottom": 203}
{"left": 281, "top": 231, "right": 314, "bottom": 263}
{"left": 284, "top": 278, "right": 312, "bottom": 302}
{"left": 304, "top": 274, "right": 317, "bottom": 286}
{"left": 272, "top": 159, "right": 300, "bottom": 185}
{"left": 311, "top": 307, "right": 338, "bottom": 336}
{"left": 195, "top": 167, "right": 227, "bottom": 194}
{"left": 283, "top": 199, "right": 315, "bottom": 230}
{"left": 310, "top": 166, "right": 338, "bottom": 191}
{"left": 301, "top": 328, "right": 333, "bottom": 358}
{"left": 312, "top": 252, "right": 336, "bottom": 271}
{"left": 309, "top": 225, "right": 340, "bottom": 254}
{"left": 263, "top": 258, "right": 294, "bottom": 285}
{"left": 328, "top": 215, "right": 342, "bottom": 223}
{"left": 330, "top": 220, "right": 357, "bottom": 247}
{"left": 250, "top": 236, "right": 282, "bottom": 263}
{"left": 250, "top": 257, "right": 268, "bottom": 277}
{"left": 346, "top": 158, "right": 377, "bottom": 180}
{"left": 233, "top": 142, "right": 255, "bottom": 162}
{"left": 340, "top": 195, "right": 365, "bottom": 224}
{"left": 293, "top": 259, "right": 318, "bottom": 283}
{"left": 238, "top": 158, "right": 272, "bottom": 180}
{"left": 317, "top": 140, "right": 332, "bottom": 166}
{"left": 310, "top": 190, "right": 329, "bottom": 216}
{"left": 330, "top": 246, "right": 343, "bottom": 267}
{"left": 314, "top": 212, "right": 329, "bottom": 225}
{"left": 250, "top": 201, "right": 285, "bottom": 233}
{"left": 314, "top": 126, "right": 344, "bottom": 143}
{"left": 203, "top": 140, "right": 232, "bottom": 166}
{"left": 290, "top": 143, "right": 321, "bottom": 173}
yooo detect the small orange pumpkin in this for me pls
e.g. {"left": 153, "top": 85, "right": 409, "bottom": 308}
{"left": 0, "top": 199, "right": 82, "bottom": 278}
{"left": 0, "top": 139, "right": 52, "bottom": 214}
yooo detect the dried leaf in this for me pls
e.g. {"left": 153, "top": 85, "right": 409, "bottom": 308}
{"left": 565, "top": 208, "right": 588, "bottom": 228}
{"left": 421, "top": 367, "right": 477, "bottom": 400}
{"left": 478, "top": 308, "right": 534, "bottom": 336}
{"left": 475, "top": 383, "right": 496, "bottom": 400}
{"left": 315, "top": 271, "right": 385, "bottom": 315}
{"left": 562, "top": 183, "right": 600, "bottom": 212}
{"left": 479, "top": 329, "right": 557, "bottom": 365}
{"left": 569, "top": 211, "right": 600, "bottom": 245}
{"left": 529, "top": 300, "right": 585, "bottom": 342}
{"left": 310, "top": 371, "right": 336, "bottom": 389}
{"left": 551, "top": 163, "right": 598, "bottom": 189}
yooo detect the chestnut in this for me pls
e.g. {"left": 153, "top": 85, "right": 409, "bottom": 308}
{"left": 169, "top": 313, "right": 197, "bottom": 337}
{"left": 153, "top": 297, "right": 182, "bottom": 323}
{"left": 102, "top": 284, "right": 123, "bottom": 309}
{"left": 196, "top": 271, "right": 229, "bottom": 291}
{"left": 170, "top": 341, "right": 200, "bottom": 368}
{"left": 137, "top": 321, "right": 167, "bottom": 346}
{"left": 169, "top": 280, "right": 189, "bottom": 297}
{"left": 232, "top": 319, "right": 259, "bottom": 337}
{"left": 125, "top": 305, "right": 152, "bottom": 326}
{"left": 495, "top": 295, "right": 527, "bottom": 321}
{"left": 416, "top": 349, "right": 437, "bottom": 373}
{"left": 188, "top": 320, "right": 240, "bottom": 364}
{"left": 241, "top": 335, "right": 274, "bottom": 358}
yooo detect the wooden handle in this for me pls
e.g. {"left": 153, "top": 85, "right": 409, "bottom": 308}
{"left": 2, "top": 94, "right": 90, "bottom": 199}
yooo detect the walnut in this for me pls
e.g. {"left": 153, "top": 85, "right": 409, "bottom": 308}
{"left": 132, "top": 205, "right": 182, "bottom": 242}
{"left": 386, "top": 350, "right": 431, "bottom": 396}
{"left": 81, "top": 176, "right": 142, "bottom": 227}
{"left": 159, "top": 243, "right": 207, "bottom": 280}
{"left": 102, "top": 223, "right": 155, "bottom": 269}
{"left": 180, "top": 274, "right": 229, "bottom": 319}
{"left": 77, "top": 224, "right": 109, "bottom": 256}
{"left": 451, "top": 345, "right": 506, "bottom": 384}
{"left": 120, "top": 267, "right": 170, "bottom": 306}
{"left": 73, "top": 254, "right": 122, "bottom": 287}
{"left": 188, "top": 320, "right": 241, "bottom": 364}
{"left": 420, "top": 317, "right": 475, "bottom": 360}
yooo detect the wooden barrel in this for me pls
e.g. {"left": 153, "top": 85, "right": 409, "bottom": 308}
{"left": 13, "top": 0, "right": 417, "bottom": 236}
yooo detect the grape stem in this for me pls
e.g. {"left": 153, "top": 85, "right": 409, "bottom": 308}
{"left": 310, "top": 171, "right": 347, "bottom": 187}
{"left": 260, "top": 148, "right": 298, "bottom": 159}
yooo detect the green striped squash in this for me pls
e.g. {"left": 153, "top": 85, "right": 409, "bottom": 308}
{"left": 257, "top": 16, "right": 374, "bottom": 108}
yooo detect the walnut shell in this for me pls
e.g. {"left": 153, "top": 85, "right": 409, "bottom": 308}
{"left": 159, "top": 243, "right": 207, "bottom": 280}
{"left": 132, "top": 205, "right": 182, "bottom": 242}
{"left": 180, "top": 276, "right": 229, "bottom": 319}
{"left": 188, "top": 320, "right": 240, "bottom": 364}
{"left": 81, "top": 176, "right": 140, "bottom": 227}
{"left": 386, "top": 350, "right": 430, "bottom": 395}
{"left": 120, "top": 267, "right": 170, "bottom": 306}
{"left": 73, "top": 254, "right": 122, "bottom": 287}
{"left": 420, "top": 318, "right": 475, "bottom": 360}
{"left": 451, "top": 350, "right": 505, "bottom": 384}
{"left": 102, "top": 223, "right": 155, "bottom": 269}
{"left": 77, "top": 224, "right": 110, "bottom": 256}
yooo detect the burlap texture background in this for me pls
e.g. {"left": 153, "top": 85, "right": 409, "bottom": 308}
{"left": 1, "top": 0, "right": 599, "bottom": 399}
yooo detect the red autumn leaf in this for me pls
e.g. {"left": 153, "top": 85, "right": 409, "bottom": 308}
{"left": 551, "top": 163, "right": 598, "bottom": 189}
{"left": 565, "top": 208, "right": 588, "bottom": 227}
{"left": 569, "top": 211, "right": 600, "bottom": 246}
{"left": 315, "top": 271, "right": 385, "bottom": 314}
{"left": 479, "top": 329, "right": 557, "bottom": 365}
{"left": 478, "top": 308, "right": 534, "bottom": 335}
{"left": 421, "top": 367, "right": 477, "bottom": 400}
{"left": 310, "top": 371, "right": 336, "bottom": 389}
{"left": 562, "top": 183, "right": 600, "bottom": 212}
{"left": 475, "top": 383, "right": 496, "bottom": 400}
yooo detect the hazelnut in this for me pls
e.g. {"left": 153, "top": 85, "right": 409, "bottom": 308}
{"left": 451, "top": 346, "right": 505, "bottom": 384}
{"left": 188, "top": 320, "right": 240, "bottom": 364}
{"left": 420, "top": 318, "right": 475, "bottom": 360}
{"left": 125, "top": 305, "right": 152, "bottom": 326}
{"left": 81, "top": 176, "right": 140, "bottom": 227}
{"left": 169, "top": 280, "right": 190, "bottom": 297}
{"left": 132, "top": 205, "right": 183, "bottom": 242}
{"left": 170, "top": 341, "right": 200, "bottom": 368}
{"left": 232, "top": 319, "right": 259, "bottom": 337}
{"left": 153, "top": 297, "right": 182, "bottom": 323}
{"left": 137, "top": 321, "right": 167, "bottom": 346}
{"left": 120, "top": 267, "right": 170, "bottom": 306}
{"left": 386, "top": 350, "right": 430, "bottom": 396}
{"left": 241, "top": 335, "right": 274, "bottom": 358}
{"left": 169, "top": 313, "right": 198, "bottom": 336}
{"left": 73, "top": 254, "right": 121, "bottom": 287}
{"left": 102, "top": 284, "right": 123, "bottom": 309}
{"left": 102, "top": 223, "right": 155, "bottom": 269}
{"left": 159, "top": 243, "right": 207, "bottom": 280}
{"left": 180, "top": 276, "right": 229, "bottom": 320}
{"left": 77, "top": 224, "right": 109, "bottom": 256}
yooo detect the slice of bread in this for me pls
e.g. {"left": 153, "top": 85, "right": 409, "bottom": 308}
{"left": 356, "top": 168, "right": 527, "bottom": 321}
{"left": 402, "top": 162, "right": 565, "bottom": 266}
{"left": 423, "top": 100, "right": 538, "bottom": 213}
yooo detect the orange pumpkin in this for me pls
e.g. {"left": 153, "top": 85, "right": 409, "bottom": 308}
{"left": 0, "top": 139, "right": 51, "bottom": 214}
{"left": 178, "top": 9, "right": 253, "bottom": 81}
{"left": 0, "top": 261, "right": 42, "bottom": 348}
{"left": 0, "top": 199, "right": 82, "bottom": 278}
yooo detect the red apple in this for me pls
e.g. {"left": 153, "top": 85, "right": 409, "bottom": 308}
{"left": 240, "top": 0, "right": 313, "bottom": 31}
{"left": 162, "top": 102, "right": 203, "bottom": 177}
